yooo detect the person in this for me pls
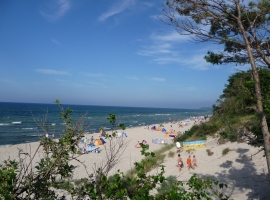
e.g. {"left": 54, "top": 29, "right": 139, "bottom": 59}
{"left": 99, "top": 128, "right": 106, "bottom": 137}
{"left": 192, "top": 155, "right": 197, "bottom": 167}
{"left": 89, "top": 136, "right": 95, "bottom": 146}
{"left": 100, "top": 131, "right": 106, "bottom": 137}
{"left": 187, "top": 155, "right": 194, "bottom": 170}
{"left": 135, "top": 141, "right": 141, "bottom": 148}
{"left": 90, "top": 136, "right": 94, "bottom": 142}
{"left": 177, "top": 154, "right": 183, "bottom": 172}
{"left": 142, "top": 140, "right": 148, "bottom": 145}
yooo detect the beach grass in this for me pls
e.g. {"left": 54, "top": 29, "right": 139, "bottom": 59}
{"left": 206, "top": 149, "right": 214, "bottom": 156}
{"left": 222, "top": 147, "right": 230, "bottom": 156}
{"left": 168, "top": 150, "right": 175, "bottom": 158}
{"left": 125, "top": 143, "right": 175, "bottom": 177}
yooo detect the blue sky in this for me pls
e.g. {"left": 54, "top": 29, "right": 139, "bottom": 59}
{"left": 0, "top": 0, "right": 249, "bottom": 109}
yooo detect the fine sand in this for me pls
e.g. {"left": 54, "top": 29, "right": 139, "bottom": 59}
{"left": 0, "top": 120, "right": 269, "bottom": 199}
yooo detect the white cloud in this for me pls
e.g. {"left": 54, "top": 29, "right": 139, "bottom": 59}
{"left": 51, "top": 39, "right": 61, "bottom": 45}
{"left": 137, "top": 43, "right": 174, "bottom": 56}
{"left": 35, "top": 69, "right": 70, "bottom": 75}
{"left": 150, "top": 77, "right": 165, "bottom": 82}
{"left": 150, "top": 32, "right": 190, "bottom": 42}
{"left": 98, "top": 0, "right": 135, "bottom": 21}
{"left": 180, "top": 54, "right": 210, "bottom": 70}
{"left": 137, "top": 30, "right": 212, "bottom": 70}
{"left": 40, "top": 0, "right": 71, "bottom": 21}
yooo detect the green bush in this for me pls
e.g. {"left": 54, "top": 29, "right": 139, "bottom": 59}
{"left": 156, "top": 175, "right": 181, "bottom": 197}
{"left": 168, "top": 151, "right": 175, "bottom": 158}
{"left": 206, "top": 149, "right": 214, "bottom": 156}
{"left": 222, "top": 148, "right": 230, "bottom": 156}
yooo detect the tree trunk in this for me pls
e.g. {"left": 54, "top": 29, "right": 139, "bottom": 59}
{"left": 251, "top": 64, "right": 270, "bottom": 180}
{"left": 236, "top": 2, "right": 270, "bottom": 178}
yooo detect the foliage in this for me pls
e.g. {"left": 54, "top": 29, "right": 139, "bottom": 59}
{"left": 222, "top": 148, "right": 231, "bottom": 156}
{"left": 163, "top": 0, "right": 270, "bottom": 177}
{"left": 213, "top": 68, "right": 270, "bottom": 146}
{"left": 156, "top": 175, "right": 180, "bottom": 197}
{"left": 206, "top": 149, "right": 214, "bottom": 156}
{"left": 0, "top": 102, "right": 230, "bottom": 199}
{"left": 176, "top": 122, "right": 219, "bottom": 142}
{"left": 175, "top": 69, "right": 269, "bottom": 148}
{"left": 168, "top": 151, "right": 175, "bottom": 158}
{"left": 163, "top": 0, "right": 270, "bottom": 68}
{"left": 214, "top": 69, "right": 270, "bottom": 118}
{"left": 125, "top": 144, "right": 174, "bottom": 178}
{"left": 0, "top": 160, "right": 18, "bottom": 200}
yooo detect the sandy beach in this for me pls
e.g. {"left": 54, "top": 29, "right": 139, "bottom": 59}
{"left": 0, "top": 120, "right": 269, "bottom": 199}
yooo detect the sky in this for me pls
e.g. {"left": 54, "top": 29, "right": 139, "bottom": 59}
{"left": 0, "top": 0, "right": 250, "bottom": 109}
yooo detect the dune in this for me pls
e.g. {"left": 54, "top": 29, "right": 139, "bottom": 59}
{"left": 0, "top": 119, "right": 269, "bottom": 199}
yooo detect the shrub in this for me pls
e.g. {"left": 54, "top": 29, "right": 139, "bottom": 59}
{"left": 168, "top": 151, "right": 175, "bottom": 158}
{"left": 206, "top": 149, "right": 214, "bottom": 156}
{"left": 156, "top": 175, "right": 180, "bottom": 197}
{"left": 222, "top": 148, "right": 230, "bottom": 156}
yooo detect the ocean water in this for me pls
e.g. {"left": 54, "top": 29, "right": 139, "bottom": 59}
{"left": 0, "top": 102, "right": 212, "bottom": 146}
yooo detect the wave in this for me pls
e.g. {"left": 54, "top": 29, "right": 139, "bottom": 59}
{"left": 0, "top": 123, "right": 9, "bottom": 126}
{"left": 22, "top": 128, "right": 37, "bottom": 130}
{"left": 12, "top": 121, "right": 22, "bottom": 124}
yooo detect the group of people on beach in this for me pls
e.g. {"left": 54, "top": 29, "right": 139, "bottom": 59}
{"left": 177, "top": 154, "right": 197, "bottom": 172}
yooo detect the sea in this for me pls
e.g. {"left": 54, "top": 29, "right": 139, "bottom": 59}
{"left": 0, "top": 102, "right": 212, "bottom": 146}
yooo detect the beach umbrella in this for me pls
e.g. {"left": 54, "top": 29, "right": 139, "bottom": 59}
{"left": 94, "top": 139, "right": 103, "bottom": 146}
